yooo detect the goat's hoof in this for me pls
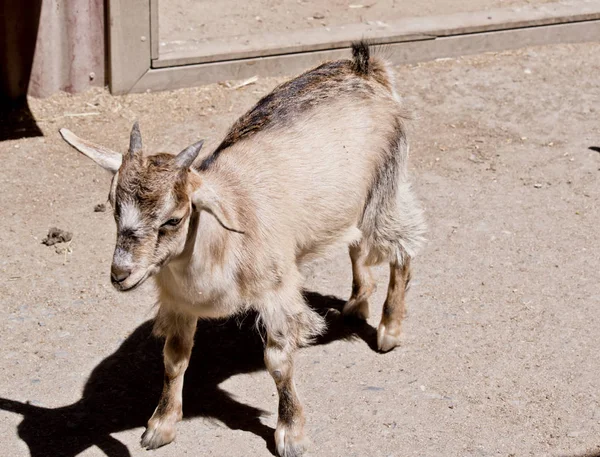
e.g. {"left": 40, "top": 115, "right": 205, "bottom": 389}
{"left": 377, "top": 323, "right": 401, "bottom": 352}
{"left": 342, "top": 299, "right": 369, "bottom": 322}
{"left": 275, "top": 423, "right": 307, "bottom": 457}
{"left": 140, "top": 420, "right": 176, "bottom": 450}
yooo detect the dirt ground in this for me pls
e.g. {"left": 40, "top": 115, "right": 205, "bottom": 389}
{"left": 158, "top": 0, "right": 555, "bottom": 55}
{"left": 1, "top": 42, "right": 599, "bottom": 457}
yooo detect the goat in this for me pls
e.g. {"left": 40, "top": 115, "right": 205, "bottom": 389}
{"left": 60, "top": 41, "right": 426, "bottom": 457}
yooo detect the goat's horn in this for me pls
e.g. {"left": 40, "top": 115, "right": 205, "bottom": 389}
{"left": 59, "top": 128, "right": 122, "bottom": 173}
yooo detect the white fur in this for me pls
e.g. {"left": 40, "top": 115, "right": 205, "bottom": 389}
{"left": 118, "top": 201, "right": 142, "bottom": 231}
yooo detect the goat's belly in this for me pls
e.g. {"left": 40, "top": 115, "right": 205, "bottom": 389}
{"left": 296, "top": 224, "right": 362, "bottom": 265}
{"left": 173, "top": 299, "right": 237, "bottom": 319}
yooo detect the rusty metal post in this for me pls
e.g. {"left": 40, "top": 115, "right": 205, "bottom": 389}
{"left": 0, "top": 0, "right": 106, "bottom": 100}
{"left": 28, "top": 0, "right": 106, "bottom": 97}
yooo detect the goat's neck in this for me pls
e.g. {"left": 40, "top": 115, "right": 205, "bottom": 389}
{"left": 155, "top": 170, "right": 245, "bottom": 308}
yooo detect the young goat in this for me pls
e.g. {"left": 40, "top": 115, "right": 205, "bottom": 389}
{"left": 60, "top": 42, "right": 425, "bottom": 456}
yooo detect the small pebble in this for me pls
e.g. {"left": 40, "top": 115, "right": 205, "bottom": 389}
{"left": 365, "top": 386, "right": 384, "bottom": 391}
{"left": 94, "top": 203, "right": 107, "bottom": 212}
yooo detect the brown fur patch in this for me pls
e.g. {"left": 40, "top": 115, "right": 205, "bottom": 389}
{"left": 155, "top": 374, "right": 176, "bottom": 416}
{"left": 116, "top": 153, "right": 188, "bottom": 221}
{"left": 370, "top": 60, "right": 393, "bottom": 91}
{"left": 208, "top": 233, "right": 228, "bottom": 270}
{"left": 381, "top": 259, "right": 411, "bottom": 325}
{"left": 277, "top": 384, "right": 303, "bottom": 426}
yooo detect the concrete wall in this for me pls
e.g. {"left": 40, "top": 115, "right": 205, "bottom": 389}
{"left": 0, "top": 0, "right": 106, "bottom": 101}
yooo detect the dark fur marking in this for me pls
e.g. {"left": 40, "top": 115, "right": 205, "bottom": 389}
{"left": 118, "top": 228, "right": 139, "bottom": 240}
{"left": 155, "top": 373, "right": 174, "bottom": 416}
{"left": 277, "top": 385, "right": 299, "bottom": 425}
{"left": 351, "top": 279, "right": 360, "bottom": 296}
{"left": 360, "top": 117, "right": 404, "bottom": 224}
{"left": 382, "top": 303, "right": 393, "bottom": 318}
{"left": 351, "top": 40, "right": 370, "bottom": 75}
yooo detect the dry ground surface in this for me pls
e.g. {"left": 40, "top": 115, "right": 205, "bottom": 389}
{"left": 1, "top": 42, "right": 599, "bottom": 457}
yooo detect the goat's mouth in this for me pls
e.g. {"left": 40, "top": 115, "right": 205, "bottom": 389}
{"left": 112, "top": 268, "right": 154, "bottom": 292}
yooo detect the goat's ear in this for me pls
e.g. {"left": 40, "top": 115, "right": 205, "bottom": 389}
{"left": 175, "top": 140, "right": 204, "bottom": 169}
{"left": 59, "top": 128, "right": 122, "bottom": 174}
{"left": 192, "top": 186, "right": 244, "bottom": 234}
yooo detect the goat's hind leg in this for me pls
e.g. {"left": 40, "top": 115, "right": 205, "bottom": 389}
{"left": 342, "top": 243, "right": 376, "bottom": 321}
{"left": 141, "top": 308, "right": 197, "bottom": 449}
{"left": 377, "top": 257, "right": 411, "bottom": 352}
{"left": 369, "top": 181, "right": 425, "bottom": 352}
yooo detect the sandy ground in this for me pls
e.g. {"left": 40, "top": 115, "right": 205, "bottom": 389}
{"left": 1, "top": 42, "right": 599, "bottom": 457}
{"left": 158, "top": 0, "right": 555, "bottom": 55}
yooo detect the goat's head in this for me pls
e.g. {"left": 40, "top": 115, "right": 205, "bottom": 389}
{"left": 60, "top": 123, "right": 216, "bottom": 291}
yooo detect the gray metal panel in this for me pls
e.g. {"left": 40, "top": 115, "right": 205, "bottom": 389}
{"left": 108, "top": 0, "right": 152, "bottom": 95}
{"left": 133, "top": 20, "right": 600, "bottom": 93}
{"left": 150, "top": 0, "right": 159, "bottom": 60}
{"left": 153, "top": 1, "right": 600, "bottom": 68}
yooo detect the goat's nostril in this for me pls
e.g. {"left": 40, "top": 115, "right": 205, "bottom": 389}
{"left": 111, "top": 265, "right": 131, "bottom": 283}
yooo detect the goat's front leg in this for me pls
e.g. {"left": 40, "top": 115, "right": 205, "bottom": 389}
{"left": 141, "top": 311, "right": 197, "bottom": 449}
{"left": 262, "top": 288, "right": 324, "bottom": 457}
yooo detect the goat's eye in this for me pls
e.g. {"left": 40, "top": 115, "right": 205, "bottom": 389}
{"left": 161, "top": 218, "right": 181, "bottom": 228}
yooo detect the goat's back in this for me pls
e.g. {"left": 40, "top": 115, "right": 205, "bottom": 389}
{"left": 199, "top": 43, "right": 408, "bottom": 261}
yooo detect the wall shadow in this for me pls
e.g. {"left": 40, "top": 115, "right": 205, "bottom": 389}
{"left": 0, "top": 0, "right": 43, "bottom": 140}
{"left": 0, "top": 291, "right": 377, "bottom": 457}
{"left": 0, "top": 100, "right": 43, "bottom": 141}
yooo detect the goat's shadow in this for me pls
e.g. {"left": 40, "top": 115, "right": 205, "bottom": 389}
{"left": 0, "top": 292, "right": 377, "bottom": 457}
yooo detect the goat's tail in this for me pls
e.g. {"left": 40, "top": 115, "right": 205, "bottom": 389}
{"left": 351, "top": 40, "right": 371, "bottom": 75}
{"left": 350, "top": 40, "right": 398, "bottom": 97}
